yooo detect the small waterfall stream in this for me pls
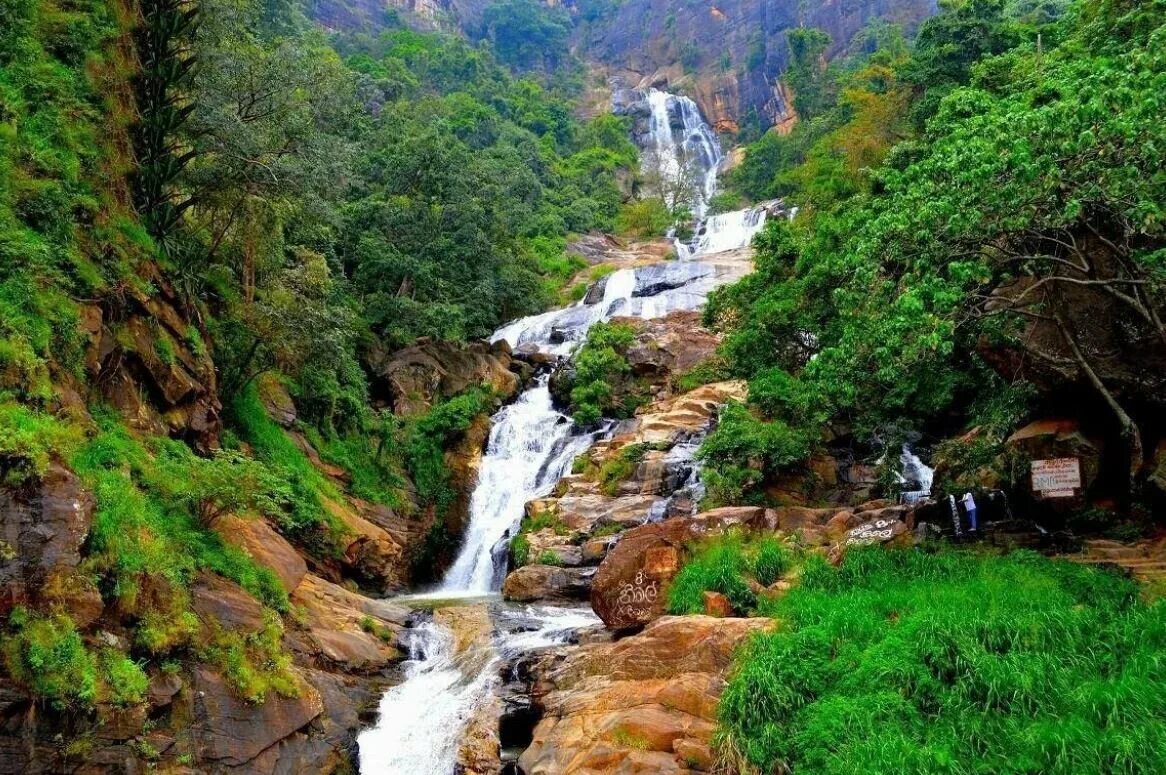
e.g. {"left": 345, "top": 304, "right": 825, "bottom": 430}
{"left": 357, "top": 89, "right": 772, "bottom": 774}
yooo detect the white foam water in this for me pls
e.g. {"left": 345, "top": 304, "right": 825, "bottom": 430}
{"left": 439, "top": 379, "right": 598, "bottom": 594}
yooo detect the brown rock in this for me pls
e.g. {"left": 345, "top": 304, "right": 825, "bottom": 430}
{"left": 256, "top": 373, "right": 297, "bottom": 428}
{"left": 702, "top": 591, "right": 733, "bottom": 618}
{"left": 770, "top": 506, "right": 838, "bottom": 531}
{"left": 590, "top": 509, "right": 765, "bottom": 629}
{"left": 1007, "top": 419, "right": 1103, "bottom": 499}
{"left": 289, "top": 574, "right": 405, "bottom": 671}
{"left": 323, "top": 497, "right": 406, "bottom": 592}
{"left": 365, "top": 338, "right": 519, "bottom": 417}
{"left": 216, "top": 514, "right": 307, "bottom": 594}
{"left": 502, "top": 565, "right": 594, "bottom": 603}
{"left": 0, "top": 463, "right": 94, "bottom": 616}
{"left": 519, "top": 616, "right": 773, "bottom": 775}
{"left": 190, "top": 668, "right": 322, "bottom": 768}
{"left": 191, "top": 573, "right": 266, "bottom": 633}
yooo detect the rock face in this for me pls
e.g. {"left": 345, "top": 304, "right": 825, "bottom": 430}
{"left": 83, "top": 273, "right": 222, "bottom": 451}
{"left": 365, "top": 338, "right": 521, "bottom": 417}
{"left": 503, "top": 565, "right": 595, "bottom": 603}
{"left": 519, "top": 615, "right": 773, "bottom": 775}
{"left": 0, "top": 463, "right": 95, "bottom": 617}
{"left": 585, "top": 0, "right": 935, "bottom": 130}
{"left": 1006, "top": 419, "right": 1104, "bottom": 501}
{"left": 502, "top": 380, "right": 748, "bottom": 606}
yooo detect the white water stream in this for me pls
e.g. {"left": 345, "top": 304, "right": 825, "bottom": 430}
{"left": 358, "top": 89, "right": 772, "bottom": 774}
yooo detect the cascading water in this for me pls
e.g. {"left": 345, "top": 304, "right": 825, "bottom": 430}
{"left": 898, "top": 445, "right": 935, "bottom": 506}
{"left": 644, "top": 89, "right": 722, "bottom": 214}
{"left": 358, "top": 84, "right": 770, "bottom": 775}
{"left": 439, "top": 379, "right": 599, "bottom": 594}
{"left": 358, "top": 622, "right": 494, "bottom": 775}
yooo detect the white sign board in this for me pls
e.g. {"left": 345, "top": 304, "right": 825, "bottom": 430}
{"left": 1031, "top": 458, "right": 1081, "bottom": 497}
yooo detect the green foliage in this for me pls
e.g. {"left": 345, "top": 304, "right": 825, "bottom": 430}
{"left": 666, "top": 532, "right": 758, "bottom": 615}
{"left": 536, "top": 549, "right": 562, "bottom": 566}
{"left": 721, "top": 547, "right": 1166, "bottom": 774}
{"left": 697, "top": 402, "right": 814, "bottom": 506}
{"left": 3, "top": 610, "right": 97, "bottom": 710}
{"left": 0, "top": 401, "right": 86, "bottom": 485}
{"left": 569, "top": 322, "right": 646, "bottom": 425}
{"left": 597, "top": 443, "right": 649, "bottom": 496}
{"left": 672, "top": 357, "right": 732, "bottom": 393}
{"left": 399, "top": 387, "right": 496, "bottom": 579}
{"left": 510, "top": 533, "right": 531, "bottom": 567}
{"left": 751, "top": 536, "right": 791, "bottom": 587}
{"left": 476, "top": 0, "right": 571, "bottom": 72}
{"left": 340, "top": 31, "right": 635, "bottom": 348}
{"left": 98, "top": 649, "right": 149, "bottom": 706}
{"left": 227, "top": 385, "right": 351, "bottom": 560}
{"left": 615, "top": 198, "right": 673, "bottom": 237}
{"left": 72, "top": 417, "right": 291, "bottom": 619}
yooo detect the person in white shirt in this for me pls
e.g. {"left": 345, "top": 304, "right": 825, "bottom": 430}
{"left": 961, "top": 492, "right": 978, "bottom": 532}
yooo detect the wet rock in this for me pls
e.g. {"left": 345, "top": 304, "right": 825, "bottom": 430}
{"left": 434, "top": 605, "right": 502, "bottom": 774}
{"left": 0, "top": 462, "right": 94, "bottom": 616}
{"left": 502, "top": 565, "right": 594, "bottom": 603}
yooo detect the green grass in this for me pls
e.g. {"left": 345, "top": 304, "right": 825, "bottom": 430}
{"left": 666, "top": 532, "right": 759, "bottom": 615}
{"left": 537, "top": 549, "right": 562, "bottom": 566}
{"left": 719, "top": 546, "right": 1166, "bottom": 774}
{"left": 228, "top": 384, "right": 351, "bottom": 559}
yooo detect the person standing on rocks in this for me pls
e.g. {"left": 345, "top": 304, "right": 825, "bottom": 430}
{"left": 962, "top": 492, "right": 979, "bottom": 533}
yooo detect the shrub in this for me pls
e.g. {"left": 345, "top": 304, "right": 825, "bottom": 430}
{"left": 510, "top": 533, "right": 531, "bottom": 567}
{"left": 597, "top": 443, "right": 648, "bottom": 496}
{"left": 569, "top": 322, "right": 645, "bottom": 425}
{"left": 615, "top": 198, "right": 672, "bottom": 237}
{"left": 666, "top": 533, "right": 757, "bottom": 615}
{"left": 721, "top": 547, "right": 1166, "bottom": 774}
{"left": 3, "top": 610, "right": 97, "bottom": 710}
{"left": 750, "top": 537, "right": 790, "bottom": 586}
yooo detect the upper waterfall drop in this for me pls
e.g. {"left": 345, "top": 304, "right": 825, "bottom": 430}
{"left": 642, "top": 88, "right": 724, "bottom": 216}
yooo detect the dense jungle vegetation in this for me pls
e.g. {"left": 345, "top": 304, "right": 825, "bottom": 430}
{"left": 702, "top": 0, "right": 1166, "bottom": 515}
{"left": 0, "top": 0, "right": 636, "bottom": 707}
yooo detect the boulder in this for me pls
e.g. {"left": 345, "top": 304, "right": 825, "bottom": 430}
{"left": 216, "top": 514, "right": 307, "bottom": 594}
{"left": 502, "top": 565, "right": 594, "bottom": 603}
{"left": 0, "top": 462, "right": 94, "bottom": 616}
{"left": 365, "top": 338, "right": 519, "bottom": 417}
{"left": 519, "top": 616, "right": 773, "bottom": 775}
{"left": 702, "top": 591, "right": 733, "bottom": 618}
{"left": 590, "top": 509, "right": 767, "bottom": 629}
{"left": 190, "top": 667, "right": 323, "bottom": 768}
{"left": 1007, "top": 419, "right": 1103, "bottom": 498}
{"left": 322, "top": 497, "right": 406, "bottom": 592}
{"left": 191, "top": 573, "right": 266, "bottom": 634}
{"left": 288, "top": 574, "right": 406, "bottom": 671}
{"left": 433, "top": 605, "right": 501, "bottom": 774}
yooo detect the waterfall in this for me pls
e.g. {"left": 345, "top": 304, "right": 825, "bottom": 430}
{"left": 898, "top": 445, "right": 935, "bottom": 506}
{"left": 358, "top": 607, "right": 599, "bottom": 774}
{"left": 679, "top": 205, "right": 769, "bottom": 258}
{"left": 358, "top": 85, "right": 771, "bottom": 775}
{"left": 439, "top": 379, "right": 598, "bottom": 594}
{"left": 644, "top": 88, "right": 723, "bottom": 215}
{"left": 358, "top": 622, "right": 494, "bottom": 774}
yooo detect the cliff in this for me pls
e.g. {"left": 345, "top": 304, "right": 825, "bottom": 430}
{"left": 572, "top": 0, "right": 936, "bottom": 133}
